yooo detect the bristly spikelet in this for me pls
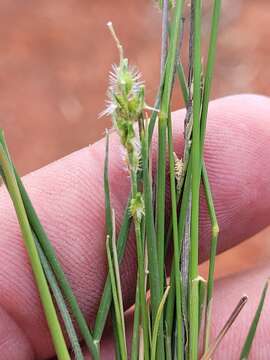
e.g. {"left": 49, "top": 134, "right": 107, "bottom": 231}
{"left": 107, "top": 60, "right": 145, "bottom": 125}
{"left": 129, "top": 192, "right": 145, "bottom": 221}
{"left": 173, "top": 152, "right": 184, "bottom": 188}
{"left": 120, "top": 136, "right": 142, "bottom": 175}
{"left": 100, "top": 62, "right": 144, "bottom": 121}
{"left": 101, "top": 21, "right": 146, "bottom": 175}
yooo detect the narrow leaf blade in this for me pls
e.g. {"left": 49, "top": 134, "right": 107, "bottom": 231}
{"left": 240, "top": 282, "right": 269, "bottom": 360}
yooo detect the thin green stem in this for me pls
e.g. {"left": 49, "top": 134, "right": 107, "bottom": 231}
{"left": 0, "top": 138, "right": 99, "bottom": 359}
{"left": 151, "top": 286, "right": 170, "bottom": 360}
{"left": 165, "top": 321, "right": 173, "bottom": 360}
{"left": 160, "top": 0, "right": 169, "bottom": 75}
{"left": 176, "top": 62, "right": 189, "bottom": 106}
{"left": 106, "top": 237, "right": 127, "bottom": 360}
{"left": 165, "top": 161, "right": 191, "bottom": 350}
{"left": 16, "top": 173, "right": 98, "bottom": 358}
{"left": 36, "top": 239, "right": 84, "bottom": 360}
{"left": 130, "top": 164, "right": 150, "bottom": 360}
{"left": 148, "top": 86, "right": 162, "bottom": 145}
{"left": 112, "top": 311, "right": 122, "bottom": 360}
{"left": 202, "top": 161, "right": 219, "bottom": 352}
{"left": 141, "top": 127, "right": 161, "bottom": 325}
{"left": 131, "top": 281, "right": 140, "bottom": 360}
{"left": 97, "top": 131, "right": 129, "bottom": 359}
{"left": 198, "top": 276, "right": 207, "bottom": 333}
{"left": 0, "top": 143, "right": 70, "bottom": 360}
{"left": 168, "top": 112, "right": 184, "bottom": 359}
{"left": 199, "top": 1, "right": 221, "bottom": 350}
{"left": 189, "top": 0, "right": 202, "bottom": 359}
{"left": 175, "top": 5, "right": 221, "bottom": 353}
{"left": 240, "top": 282, "right": 269, "bottom": 360}
{"left": 104, "top": 130, "right": 113, "bottom": 237}
{"left": 200, "top": 0, "right": 222, "bottom": 148}
{"left": 111, "top": 210, "right": 127, "bottom": 355}
{"left": 156, "top": 119, "right": 167, "bottom": 289}
{"left": 156, "top": 0, "right": 184, "bottom": 278}
{"left": 94, "top": 203, "right": 130, "bottom": 342}
{"left": 156, "top": 3, "right": 184, "bottom": 356}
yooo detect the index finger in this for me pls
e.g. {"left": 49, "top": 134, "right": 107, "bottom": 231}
{"left": 0, "top": 94, "right": 270, "bottom": 359}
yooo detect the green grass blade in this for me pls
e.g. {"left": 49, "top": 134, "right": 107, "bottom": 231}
{"left": 94, "top": 203, "right": 131, "bottom": 341}
{"left": 156, "top": 0, "right": 184, "bottom": 282}
{"left": 168, "top": 111, "right": 184, "bottom": 359}
{"left": 155, "top": 3, "right": 185, "bottom": 356}
{"left": 0, "top": 141, "right": 70, "bottom": 360}
{"left": 111, "top": 209, "right": 127, "bottom": 354}
{"left": 112, "top": 311, "right": 121, "bottom": 360}
{"left": 202, "top": 161, "right": 219, "bottom": 352}
{"left": 16, "top": 171, "right": 98, "bottom": 358}
{"left": 148, "top": 86, "right": 162, "bottom": 145}
{"left": 198, "top": 276, "right": 207, "bottom": 333}
{"left": 189, "top": 0, "right": 202, "bottom": 358}
{"left": 106, "top": 236, "right": 128, "bottom": 359}
{"left": 156, "top": 119, "right": 167, "bottom": 291}
{"left": 94, "top": 131, "right": 130, "bottom": 342}
{"left": 133, "top": 198, "right": 150, "bottom": 360}
{"left": 176, "top": 62, "right": 189, "bottom": 106}
{"left": 200, "top": 0, "right": 222, "bottom": 148}
{"left": 131, "top": 282, "right": 140, "bottom": 360}
{"left": 96, "top": 129, "right": 116, "bottom": 355}
{"left": 104, "top": 130, "right": 113, "bottom": 237}
{"left": 165, "top": 321, "right": 173, "bottom": 360}
{"left": 35, "top": 239, "right": 84, "bottom": 360}
{"left": 160, "top": 0, "right": 169, "bottom": 74}
{"left": 165, "top": 162, "right": 191, "bottom": 352}
{"left": 240, "top": 282, "right": 269, "bottom": 360}
{"left": 176, "top": 56, "right": 221, "bottom": 355}
{"left": 151, "top": 286, "right": 170, "bottom": 360}
{"left": 141, "top": 124, "right": 161, "bottom": 320}
{"left": 0, "top": 131, "right": 99, "bottom": 359}
{"left": 94, "top": 130, "right": 132, "bottom": 357}
{"left": 129, "top": 132, "right": 149, "bottom": 359}
{"left": 174, "top": 12, "right": 221, "bottom": 351}
{"left": 164, "top": 275, "right": 175, "bottom": 353}
{"left": 160, "top": 0, "right": 184, "bottom": 117}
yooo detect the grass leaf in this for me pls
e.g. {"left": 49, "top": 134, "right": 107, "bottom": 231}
{"left": 0, "top": 130, "right": 99, "bottom": 359}
{"left": 0, "top": 135, "right": 70, "bottom": 360}
{"left": 240, "top": 282, "right": 269, "bottom": 360}
{"left": 151, "top": 286, "right": 170, "bottom": 360}
{"left": 106, "top": 236, "right": 128, "bottom": 359}
{"left": 189, "top": 0, "right": 202, "bottom": 358}
{"left": 35, "top": 239, "right": 84, "bottom": 360}
{"left": 198, "top": 276, "right": 207, "bottom": 333}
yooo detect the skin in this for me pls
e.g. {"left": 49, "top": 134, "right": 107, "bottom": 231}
{"left": 0, "top": 94, "right": 270, "bottom": 359}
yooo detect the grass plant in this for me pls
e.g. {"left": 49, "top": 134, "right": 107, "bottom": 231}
{"left": 0, "top": 1, "right": 268, "bottom": 359}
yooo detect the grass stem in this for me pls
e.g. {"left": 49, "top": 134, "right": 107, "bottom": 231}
{"left": 0, "top": 141, "right": 70, "bottom": 360}
{"left": 189, "top": 1, "right": 202, "bottom": 358}
{"left": 0, "top": 132, "right": 99, "bottom": 359}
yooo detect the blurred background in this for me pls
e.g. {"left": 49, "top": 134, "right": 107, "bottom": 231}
{"left": 0, "top": 0, "right": 269, "bottom": 278}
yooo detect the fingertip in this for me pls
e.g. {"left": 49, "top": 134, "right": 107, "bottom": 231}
{"left": 211, "top": 263, "right": 270, "bottom": 359}
{"left": 199, "top": 94, "right": 270, "bottom": 259}
{"left": 0, "top": 306, "right": 34, "bottom": 360}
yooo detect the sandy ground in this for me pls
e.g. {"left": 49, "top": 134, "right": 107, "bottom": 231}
{"left": 0, "top": 0, "right": 270, "bottom": 279}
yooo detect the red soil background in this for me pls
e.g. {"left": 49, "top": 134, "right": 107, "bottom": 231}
{"left": 0, "top": 0, "right": 270, "bottom": 278}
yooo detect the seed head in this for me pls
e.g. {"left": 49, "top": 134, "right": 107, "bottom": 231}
{"left": 101, "top": 21, "right": 146, "bottom": 175}
{"left": 129, "top": 192, "right": 145, "bottom": 221}
{"left": 174, "top": 152, "right": 184, "bottom": 186}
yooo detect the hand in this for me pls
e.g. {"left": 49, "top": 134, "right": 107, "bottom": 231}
{"left": 0, "top": 94, "right": 270, "bottom": 360}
